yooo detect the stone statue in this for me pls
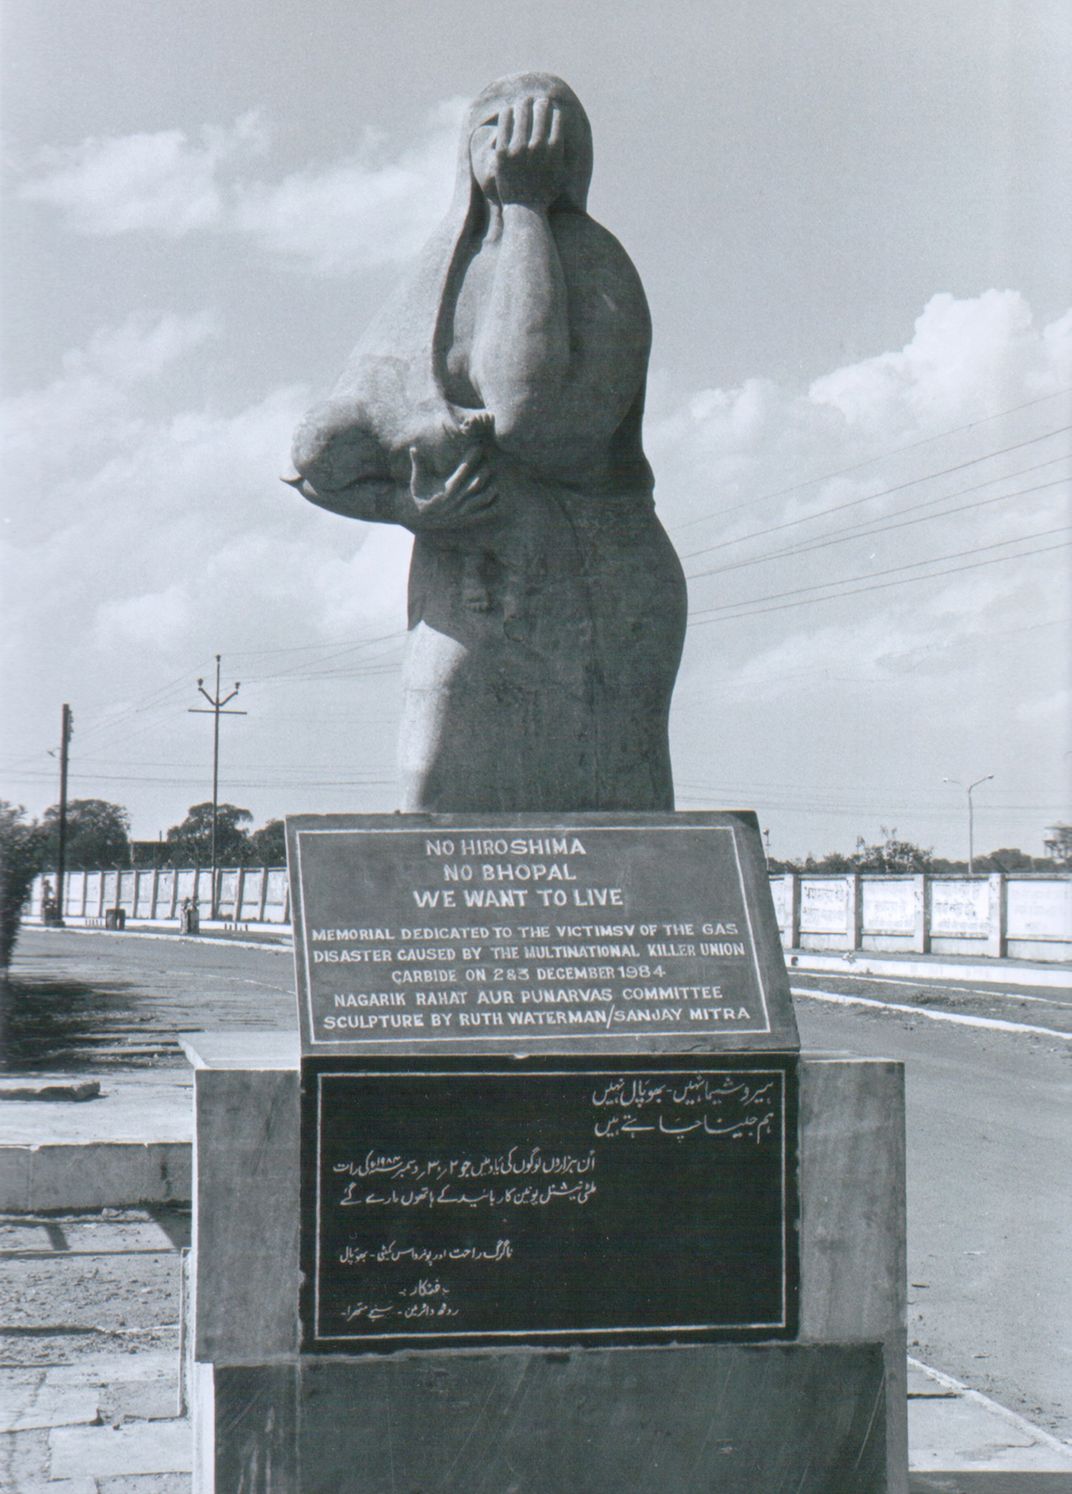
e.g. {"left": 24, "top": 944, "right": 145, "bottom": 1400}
{"left": 287, "top": 73, "right": 687, "bottom": 812}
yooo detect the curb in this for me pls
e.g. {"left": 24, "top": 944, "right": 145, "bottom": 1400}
{"left": 0, "top": 1140, "right": 191, "bottom": 1211}
{"left": 787, "top": 950, "right": 1070, "bottom": 988}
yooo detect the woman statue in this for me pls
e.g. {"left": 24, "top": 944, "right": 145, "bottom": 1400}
{"left": 287, "top": 73, "right": 686, "bottom": 813}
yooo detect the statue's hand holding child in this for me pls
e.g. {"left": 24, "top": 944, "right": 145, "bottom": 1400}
{"left": 403, "top": 411, "right": 499, "bottom": 534}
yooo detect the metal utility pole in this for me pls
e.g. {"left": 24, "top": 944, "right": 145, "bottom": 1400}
{"left": 189, "top": 656, "right": 246, "bottom": 920}
{"left": 942, "top": 774, "right": 994, "bottom": 874}
{"left": 54, "top": 703, "right": 73, "bottom": 926}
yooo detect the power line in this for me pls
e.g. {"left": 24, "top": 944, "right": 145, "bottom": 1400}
{"left": 677, "top": 425, "right": 1072, "bottom": 562}
{"left": 686, "top": 536, "right": 1071, "bottom": 627}
{"left": 668, "top": 386, "right": 1072, "bottom": 535}
{"left": 685, "top": 468, "right": 1070, "bottom": 585}
{"left": 688, "top": 524, "right": 1071, "bottom": 619}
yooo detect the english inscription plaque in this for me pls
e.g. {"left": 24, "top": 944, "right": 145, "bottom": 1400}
{"left": 287, "top": 811, "right": 798, "bottom": 1053}
{"left": 301, "top": 1057, "right": 798, "bottom": 1351}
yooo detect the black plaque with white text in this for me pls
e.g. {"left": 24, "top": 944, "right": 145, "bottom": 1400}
{"left": 301, "top": 1055, "right": 798, "bottom": 1351}
{"left": 287, "top": 812, "right": 798, "bottom": 1054}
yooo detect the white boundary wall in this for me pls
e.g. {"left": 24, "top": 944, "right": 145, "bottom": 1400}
{"left": 29, "top": 866, "right": 291, "bottom": 927}
{"left": 28, "top": 867, "right": 1071, "bottom": 962}
{"left": 770, "top": 872, "right": 1071, "bottom": 964}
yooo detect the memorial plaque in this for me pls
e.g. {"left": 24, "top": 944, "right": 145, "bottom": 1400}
{"left": 287, "top": 812, "right": 798, "bottom": 1053}
{"left": 301, "top": 1056, "right": 798, "bottom": 1351}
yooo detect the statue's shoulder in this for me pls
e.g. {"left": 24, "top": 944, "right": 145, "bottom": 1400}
{"left": 553, "top": 213, "right": 648, "bottom": 317}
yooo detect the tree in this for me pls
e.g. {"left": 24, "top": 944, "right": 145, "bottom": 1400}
{"left": 165, "top": 803, "right": 253, "bottom": 866}
{"left": 800, "top": 850, "right": 856, "bottom": 873}
{"left": 249, "top": 819, "right": 287, "bottom": 866}
{"left": 0, "top": 803, "right": 47, "bottom": 974}
{"left": 41, "top": 798, "right": 130, "bottom": 870}
{"left": 972, "top": 847, "right": 1043, "bottom": 874}
{"left": 851, "top": 828, "right": 933, "bottom": 874}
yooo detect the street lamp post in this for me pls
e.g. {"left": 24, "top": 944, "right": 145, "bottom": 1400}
{"left": 942, "top": 774, "right": 994, "bottom": 875}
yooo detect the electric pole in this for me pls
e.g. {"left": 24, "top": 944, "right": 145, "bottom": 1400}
{"left": 189, "top": 656, "right": 246, "bottom": 920}
{"left": 54, "top": 703, "right": 73, "bottom": 927}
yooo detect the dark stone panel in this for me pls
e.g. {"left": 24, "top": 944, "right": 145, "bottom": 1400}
{"left": 287, "top": 810, "right": 799, "bottom": 1056}
{"left": 298, "top": 1342, "right": 886, "bottom": 1493}
{"left": 302, "top": 1055, "right": 798, "bottom": 1351}
{"left": 214, "top": 1363, "right": 298, "bottom": 1493}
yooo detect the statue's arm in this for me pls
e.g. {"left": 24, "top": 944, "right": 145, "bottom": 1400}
{"left": 467, "top": 100, "right": 647, "bottom": 453}
{"left": 470, "top": 210, "right": 648, "bottom": 454}
{"left": 287, "top": 401, "right": 497, "bottom": 533}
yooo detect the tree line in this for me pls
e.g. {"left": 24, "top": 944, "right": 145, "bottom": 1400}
{"left": 10, "top": 798, "right": 287, "bottom": 871}
{"left": 766, "top": 826, "right": 1064, "bottom": 876}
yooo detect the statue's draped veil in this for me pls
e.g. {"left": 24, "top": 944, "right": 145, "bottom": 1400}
{"left": 326, "top": 74, "right": 595, "bottom": 455}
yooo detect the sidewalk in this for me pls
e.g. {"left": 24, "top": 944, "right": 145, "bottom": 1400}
{"left": 0, "top": 1073, "right": 191, "bottom": 1213}
{"left": 4, "top": 934, "right": 1069, "bottom": 1486}
{"left": 3, "top": 1307, "right": 1071, "bottom": 1490}
{"left": 788, "top": 948, "right": 1071, "bottom": 989}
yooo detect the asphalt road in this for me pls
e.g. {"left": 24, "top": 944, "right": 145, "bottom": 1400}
{"left": 5, "top": 928, "right": 1071, "bottom": 1442}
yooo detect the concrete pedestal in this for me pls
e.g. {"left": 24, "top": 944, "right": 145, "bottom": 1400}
{"left": 184, "top": 1034, "right": 907, "bottom": 1493}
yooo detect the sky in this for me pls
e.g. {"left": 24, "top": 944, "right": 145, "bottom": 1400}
{"left": 1, "top": 0, "right": 1070, "bottom": 862}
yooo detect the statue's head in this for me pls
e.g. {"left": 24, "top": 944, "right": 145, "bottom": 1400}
{"left": 462, "top": 72, "right": 593, "bottom": 212}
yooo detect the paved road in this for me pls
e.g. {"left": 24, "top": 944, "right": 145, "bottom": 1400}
{"left": 5, "top": 929, "right": 1071, "bottom": 1443}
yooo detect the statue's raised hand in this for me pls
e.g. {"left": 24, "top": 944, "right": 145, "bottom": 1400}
{"left": 492, "top": 96, "right": 565, "bottom": 207}
{"left": 406, "top": 442, "right": 498, "bottom": 531}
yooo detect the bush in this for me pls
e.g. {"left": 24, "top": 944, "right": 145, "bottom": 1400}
{"left": 0, "top": 803, "right": 47, "bottom": 975}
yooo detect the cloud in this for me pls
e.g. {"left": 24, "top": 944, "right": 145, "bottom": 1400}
{"left": 653, "top": 291, "right": 1070, "bottom": 845}
{"left": 95, "top": 584, "right": 195, "bottom": 649}
{"left": 3, "top": 291, "right": 1068, "bottom": 854}
{"left": 18, "top": 114, "right": 269, "bottom": 236}
{"left": 1, "top": 307, "right": 412, "bottom": 704}
{"left": 18, "top": 103, "right": 463, "bottom": 274}
{"left": 1, "top": 310, "right": 220, "bottom": 518}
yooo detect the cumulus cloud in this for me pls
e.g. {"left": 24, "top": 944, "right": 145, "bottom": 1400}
{"left": 652, "top": 290, "right": 1070, "bottom": 844}
{"left": 0, "top": 307, "right": 412, "bottom": 718}
{"left": 18, "top": 114, "right": 269, "bottom": 236}
{"left": 3, "top": 290, "right": 1068, "bottom": 850}
{"left": 17, "top": 103, "right": 463, "bottom": 274}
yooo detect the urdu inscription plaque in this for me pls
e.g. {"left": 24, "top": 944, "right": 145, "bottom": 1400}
{"left": 302, "top": 1057, "right": 798, "bottom": 1350}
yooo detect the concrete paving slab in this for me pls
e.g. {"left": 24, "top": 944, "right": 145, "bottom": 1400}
{"left": 0, "top": 1148, "right": 30, "bottom": 1212}
{"left": 0, "top": 1078, "right": 191, "bottom": 1147}
{"left": 49, "top": 1419, "right": 191, "bottom": 1479}
{"left": 97, "top": 1476, "right": 191, "bottom": 1492}
{"left": 0, "top": 1080, "right": 101, "bottom": 1102}
{"left": 46, "top": 1353, "right": 178, "bottom": 1387}
{"left": 101, "top": 1380, "right": 179, "bottom": 1423}
{"left": 910, "top": 1397, "right": 1072, "bottom": 1473}
{"left": 0, "top": 1424, "right": 52, "bottom": 1488}
{"left": 21, "top": 1483, "right": 97, "bottom": 1494}
{"left": 911, "top": 1478, "right": 1072, "bottom": 1491}
{"left": 0, "top": 1380, "right": 99, "bottom": 1432}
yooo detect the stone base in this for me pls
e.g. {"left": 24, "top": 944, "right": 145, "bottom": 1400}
{"left": 197, "top": 1342, "right": 886, "bottom": 1492}
{"left": 184, "top": 1035, "right": 907, "bottom": 1493}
